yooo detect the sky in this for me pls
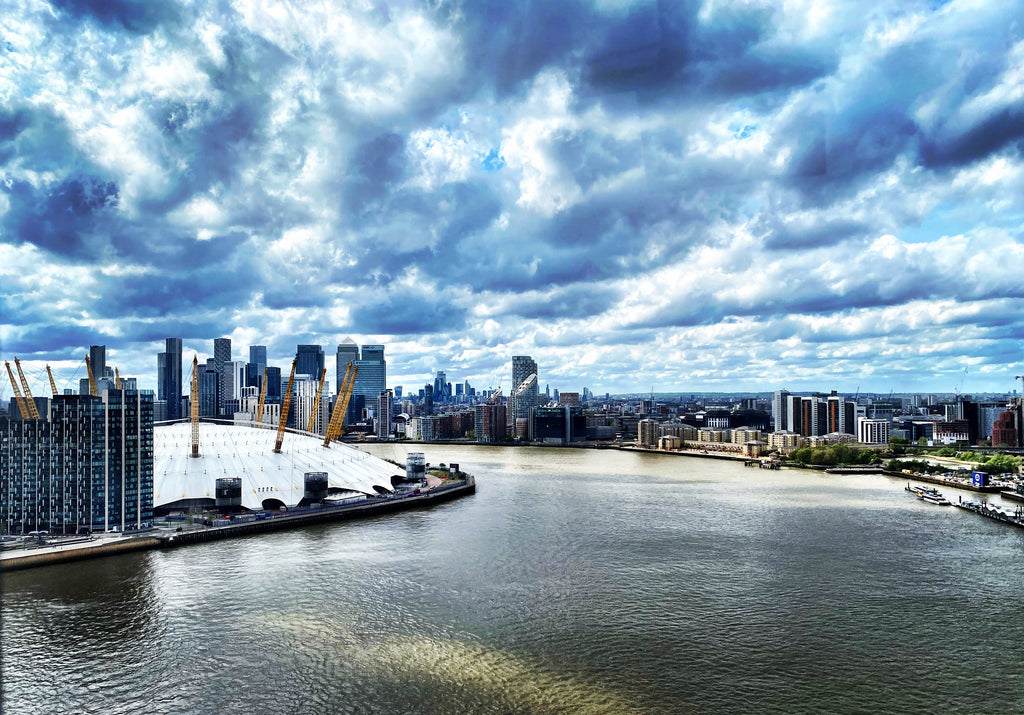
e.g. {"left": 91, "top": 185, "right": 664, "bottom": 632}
{"left": 1, "top": 0, "right": 1022, "bottom": 398}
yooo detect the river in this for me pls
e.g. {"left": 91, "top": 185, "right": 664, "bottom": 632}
{"left": 2, "top": 445, "right": 1022, "bottom": 714}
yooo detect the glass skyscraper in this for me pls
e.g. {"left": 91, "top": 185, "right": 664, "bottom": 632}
{"left": 159, "top": 338, "right": 183, "bottom": 420}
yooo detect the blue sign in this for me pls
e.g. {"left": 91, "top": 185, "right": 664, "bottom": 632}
{"left": 972, "top": 471, "right": 989, "bottom": 487}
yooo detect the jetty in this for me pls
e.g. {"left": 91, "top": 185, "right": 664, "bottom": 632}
{"left": 0, "top": 476, "right": 474, "bottom": 572}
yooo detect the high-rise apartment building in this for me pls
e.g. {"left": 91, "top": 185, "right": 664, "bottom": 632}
{"left": 214, "top": 337, "right": 231, "bottom": 416}
{"left": 159, "top": 338, "right": 183, "bottom": 420}
{"left": 773, "top": 390, "right": 790, "bottom": 432}
{"left": 376, "top": 390, "right": 394, "bottom": 438}
{"left": 510, "top": 355, "right": 539, "bottom": 426}
{"left": 0, "top": 390, "right": 154, "bottom": 534}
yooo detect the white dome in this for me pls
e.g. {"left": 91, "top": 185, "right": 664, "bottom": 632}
{"left": 154, "top": 422, "right": 400, "bottom": 510}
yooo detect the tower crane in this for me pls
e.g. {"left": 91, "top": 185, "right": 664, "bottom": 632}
{"left": 4, "top": 361, "right": 31, "bottom": 419}
{"left": 190, "top": 356, "right": 200, "bottom": 458}
{"left": 323, "top": 362, "right": 357, "bottom": 447}
{"left": 46, "top": 365, "right": 58, "bottom": 397}
{"left": 274, "top": 359, "right": 297, "bottom": 453}
{"left": 255, "top": 368, "right": 268, "bottom": 426}
{"left": 307, "top": 367, "right": 327, "bottom": 433}
{"left": 84, "top": 353, "right": 98, "bottom": 396}
{"left": 13, "top": 358, "right": 40, "bottom": 419}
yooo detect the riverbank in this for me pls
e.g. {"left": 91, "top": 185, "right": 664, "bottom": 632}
{"left": 0, "top": 476, "right": 475, "bottom": 572}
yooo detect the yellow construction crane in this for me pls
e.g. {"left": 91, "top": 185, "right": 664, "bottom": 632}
{"left": 255, "top": 368, "right": 268, "bottom": 425}
{"left": 190, "top": 356, "right": 200, "bottom": 458}
{"left": 323, "top": 362, "right": 357, "bottom": 447}
{"left": 274, "top": 359, "right": 297, "bottom": 453}
{"left": 13, "top": 358, "right": 40, "bottom": 420}
{"left": 84, "top": 353, "right": 98, "bottom": 396}
{"left": 306, "top": 367, "right": 327, "bottom": 433}
{"left": 114, "top": 367, "right": 122, "bottom": 390}
{"left": 4, "top": 361, "right": 31, "bottom": 419}
{"left": 46, "top": 365, "right": 58, "bottom": 397}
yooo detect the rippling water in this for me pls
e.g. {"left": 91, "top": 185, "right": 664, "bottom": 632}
{"left": 3, "top": 446, "right": 1023, "bottom": 714}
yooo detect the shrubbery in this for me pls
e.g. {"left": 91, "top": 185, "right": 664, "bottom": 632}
{"left": 788, "top": 444, "right": 882, "bottom": 466}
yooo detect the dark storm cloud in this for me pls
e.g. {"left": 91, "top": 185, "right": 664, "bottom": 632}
{"left": 919, "top": 105, "right": 1024, "bottom": 169}
{"left": 348, "top": 291, "right": 467, "bottom": 335}
{"left": 49, "top": 0, "right": 181, "bottom": 34}
{"left": 3, "top": 325, "right": 113, "bottom": 356}
{"left": 2, "top": 175, "right": 119, "bottom": 258}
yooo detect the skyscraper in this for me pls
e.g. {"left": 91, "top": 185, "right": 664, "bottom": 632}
{"left": 376, "top": 390, "right": 394, "bottom": 438}
{"left": 160, "top": 338, "right": 183, "bottom": 420}
{"left": 296, "top": 344, "right": 325, "bottom": 379}
{"left": 214, "top": 337, "right": 231, "bottom": 416}
{"left": 246, "top": 345, "right": 267, "bottom": 389}
{"left": 336, "top": 338, "right": 359, "bottom": 395}
{"left": 351, "top": 344, "right": 386, "bottom": 423}
{"left": 511, "top": 355, "right": 539, "bottom": 426}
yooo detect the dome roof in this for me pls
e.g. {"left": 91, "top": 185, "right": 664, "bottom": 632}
{"left": 154, "top": 422, "right": 401, "bottom": 510}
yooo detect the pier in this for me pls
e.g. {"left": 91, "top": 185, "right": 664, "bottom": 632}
{"left": 0, "top": 476, "right": 475, "bottom": 572}
{"left": 954, "top": 497, "right": 1024, "bottom": 530}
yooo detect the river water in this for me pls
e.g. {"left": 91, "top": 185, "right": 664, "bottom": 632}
{"left": 2, "top": 446, "right": 1022, "bottom": 714}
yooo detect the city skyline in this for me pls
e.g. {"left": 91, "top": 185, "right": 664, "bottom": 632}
{"left": 1, "top": 2, "right": 1022, "bottom": 395}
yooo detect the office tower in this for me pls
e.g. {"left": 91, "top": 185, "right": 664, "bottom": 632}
{"left": 223, "top": 361, "right": 246, "bottom": 415}
{"left": 0, "top": 390, "right": 154, "bottom": 534}
{"left": 265, "top": 366, "right": 282, "bottom": 403}
{"left": 336, "top": 338, "right": 360, "bottom": 394}
{"left": 246, "top": 345, "right": 267, "bottom": 389}
{"left": 351, "top": 344, "right": 386, "bottom": 424}
{"left": 510, "top": 355, "right": 539, "bottom": 425}
{"left": 376, "top": 390, "right": 394, "bottom": 438}
{"left": 434, "top": 371, "right": 447, "bottom": 402}
{"left": 199, "top": 364, "right": 218, "bottom": 417}
{"left": 394, "top": 386, "right": 403, "bottom": 400}
{"left": 214, "top": 338, "right": 231, "bottom": 416}
{"left": 160, "top": 338, "right": 183, "bottom": 420}
{"left": 89, "top": 345, "right": 106, "bottom": 382}
{"left": 423, "top": 383, "right": 434, "bottom": 416}
{"left": 296, "top": 344, "right": 325, "bottom": 379}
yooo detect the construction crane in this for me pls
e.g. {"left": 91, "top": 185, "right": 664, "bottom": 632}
{"left": 306, "top": 367, "right": 327, "bottom": 433}
{"left": 13, "top": 358, "right": 40, "bottom": 420}
{"left": 46, "top": 365, "right": 58, "bottom": 397}
{"left": 84, "top": 353, "right": 98, "bottom": 396}
{"left": 114, "top": 367, "right": 122, "bottom": 390}
{"left": 4, "top": 361, "right": 31, "bottom": 419}
{"left": 255, "top": 368, "right": 268, "bottom": 426}
{"left": 954, "top": 366, "right": 969, "bottom": 397}
{"left": 190, "top": 356, "right": 200, "bottom": 458}
{"left": 323, "top": 362, "right": 357, "bottom": 447}
{"left": 274, "top": 359, "right": 297, "bottom": 453}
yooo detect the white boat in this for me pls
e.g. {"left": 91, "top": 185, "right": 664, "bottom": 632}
{"left": 918, "top": 491, "right": 951, "bottom": 506}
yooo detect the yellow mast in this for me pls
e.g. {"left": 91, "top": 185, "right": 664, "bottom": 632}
{"left": 306, "top": 367, "right": 327, "bottom": 433}
{"left": 84, "top": 354, "right": 98, "bottom": 396}
{"left": 4, "top": 361, "right": 31, "bottom": 419}
{"left": 114, "top": 367, "right": 122, "bottom": 389}
{"left": 323, "top": 362, "right": 357, "bottom": 446}
{"left": 46, "top": 365, "right": 58, "bottom": 397}
{"left": 255, "top": 368, "right": 268, "bottom": 425}
{"left": 13, "top": 358, "right": 40, "bottom": 420}
{"left": 190, "top": 356, "right": 200, "bottom": 458}
{"left": 274, "top": 359, "right": 297, "bottom": 453}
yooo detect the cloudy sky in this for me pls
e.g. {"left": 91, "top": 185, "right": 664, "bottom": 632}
{"left": 1, "top": 0, "right": 1022, "bottom": 398}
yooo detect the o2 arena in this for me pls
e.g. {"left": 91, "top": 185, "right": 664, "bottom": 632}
{"left": 153, "top": 421, "right": 403, "bottom": 514}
